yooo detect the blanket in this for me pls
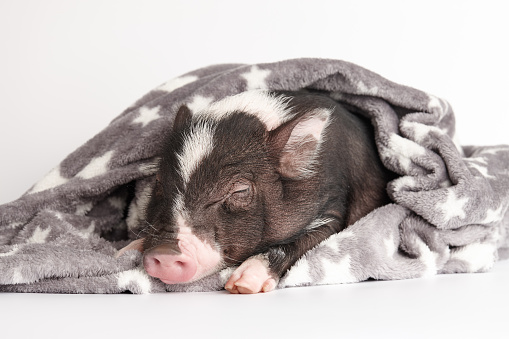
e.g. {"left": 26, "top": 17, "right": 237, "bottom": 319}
{"left": 1, "top": 58, "right": 508, "bottom": 293}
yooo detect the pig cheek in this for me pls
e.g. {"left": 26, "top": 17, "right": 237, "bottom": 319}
{"left": 178, "top": 233, "right": 222, "bottom": 281}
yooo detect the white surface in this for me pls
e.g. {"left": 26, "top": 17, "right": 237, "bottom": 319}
{"left": 1, "top": 1, "right": 508, "bottom": 338}
{"left": 3, "top": 260, "right": 509, "bottom": 339}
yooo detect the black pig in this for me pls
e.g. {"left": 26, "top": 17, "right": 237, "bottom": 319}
{"left": 118, "top": 90, "right": 392, "bottom": 293}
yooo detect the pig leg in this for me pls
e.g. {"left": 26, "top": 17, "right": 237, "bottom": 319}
{"left": 225, "top": 254, "right": 278, "bottom": 294}
{"left": 225, "top": 219, "right": 343, "bottom": 294}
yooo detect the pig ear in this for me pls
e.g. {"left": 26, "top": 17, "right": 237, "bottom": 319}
{"left": 115, "top": 238, "right": 145, "bottom": 258}
{"left": 268, "top": 108, "right": 331, "bottom": 179}
{"left": 173, "top": 105, "right": 192, "bottom": 132}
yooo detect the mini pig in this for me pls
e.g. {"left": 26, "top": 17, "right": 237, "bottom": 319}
{"left": 118, "top": 90, "right": 393, "bottom": 294}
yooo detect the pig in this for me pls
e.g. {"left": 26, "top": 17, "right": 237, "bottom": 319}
{"left": 118, "top": 90, "right": 393, "bottom": 294}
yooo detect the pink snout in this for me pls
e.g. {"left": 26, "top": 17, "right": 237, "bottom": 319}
{"left": 143, "top": 244, "right": 197, "bottom": 284}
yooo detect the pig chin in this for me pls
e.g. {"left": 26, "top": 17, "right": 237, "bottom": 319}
{"left": 143, "top": 227, "right": 223, "bottom": 285}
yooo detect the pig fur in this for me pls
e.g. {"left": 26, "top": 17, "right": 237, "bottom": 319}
{"left": 1, "top": 58, "right": 509, "bottom": 293}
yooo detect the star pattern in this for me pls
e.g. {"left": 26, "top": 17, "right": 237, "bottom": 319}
{"left": 30, "top": 166, "right": 68, "bottom": 194}
{"left": 187, "top": 95, "right": 214, "bottom": 113}
{"left": 320, "top": 255, "right": 357, "bottom": 284}
{"left": 438, "top": 190, "right": 469, "bottom": 222}
{"left": 241, "top": 65, "right": 271, "bottom": 90}
{"left": 357, "top": 81, "right": 379, "bottom": 95}
{"left": 157, "top": 75, "right": 198, "bottom": 93}
{"left": 483, "top": 146, "right": 509, "bottom": 155}
{"left": 467, "top": 160, "right": 496, "bottom": 180}
{"left": 76, "top": 150, "right": 114, "bottom": 179}
{"left": 482, "top": 204, "right": 505, "bottom": 223}
{"left": 5, "top": 59, "right": 509, "bottom": 294}
{"left": 132, "top": 106, "right": 161, "bottom": 127}
{"left": 27, "top": 226, "right": 51, "bottom": 244}
{"left": 117, "top": 268, "right": 152, "bottom": 294}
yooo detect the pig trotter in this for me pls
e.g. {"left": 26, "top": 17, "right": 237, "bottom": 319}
{"left": 225, "top": 254, "right": 279, "bottom": 294}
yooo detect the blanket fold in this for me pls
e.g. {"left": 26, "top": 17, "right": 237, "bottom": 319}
{"left": 1, "top": 58, "right": 508, "bottom": 293}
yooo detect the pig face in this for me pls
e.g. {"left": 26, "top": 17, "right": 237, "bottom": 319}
{"left": 143, "top": 112, "right": 276, "bottom": 282}
{"left": 137, "top": 90, "right": 332, "bottom": 286}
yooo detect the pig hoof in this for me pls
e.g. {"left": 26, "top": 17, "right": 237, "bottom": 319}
{"left": 224, "top": 255, "right": 278, "bottom": 294}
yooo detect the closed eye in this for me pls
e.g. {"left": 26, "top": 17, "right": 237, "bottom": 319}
{"left": 232, "top": 185, "right": 250, "bottom": 196}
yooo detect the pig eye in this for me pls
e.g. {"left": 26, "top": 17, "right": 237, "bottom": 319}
{"left": 232, "top": 184, "right": 250, "bottom": 197}
{"left": 223, "top": 181, "right": 253, "bottom": 209}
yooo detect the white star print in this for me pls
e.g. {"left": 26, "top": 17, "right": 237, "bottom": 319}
{"left": 157, "top": 75, "right": 198, "bottom": 93}
{"left": 76, "top": 150, "right": 114, "bottom": 179}
{"left": 240, "top": 65, "right": 271, "bottom": 90}
{"left": 187, "top": 95, "right": 214, "bottom": 113}
{"left": 482, "top": 204, "right": 506, "bottom": 223}
{"left": 30, "top": 166, "right": 69, "bottom": 194}
{"left": 27, "top": 226, "right": 51, "bottom": 244}
{"left": 132, "top": 106, "right": 161, "bottom": 127}
{"left": 357, "top": 81, "right": 379, "bottom": 95}
{"left": 482, "top": 146, "right": 509, "bottom": 155}
{"left": 320, "top": 255, "right": 357, "bottom": 284}
{"left": 76, "top": 222, "right": 96, "bottom": 239}
{"left": 438, "top": 190, "right": 469, "bottom": 222}
{"left": 117, "top": 268, "right": 152, "bottom": 294}
{"left": 466, "top": 161, "right": 496, "bottom": 180}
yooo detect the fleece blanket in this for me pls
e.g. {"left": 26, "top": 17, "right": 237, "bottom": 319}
{"left": 1, "top": 58, "right": 509, "bottom": 294}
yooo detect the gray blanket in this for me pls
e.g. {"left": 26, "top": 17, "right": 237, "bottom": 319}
{"left": 1, "top": 58, "right": 508, "bottom": 293}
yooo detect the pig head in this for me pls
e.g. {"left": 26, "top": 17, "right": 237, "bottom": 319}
{"left": 117, "top": 90, "right": 392, "bottom": 294}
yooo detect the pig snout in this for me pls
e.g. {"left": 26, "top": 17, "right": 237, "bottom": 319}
{"left": 142, "top": 230, "right": 222, "bottom": 284}
{"left": 143, "top": 244, "right": 197, "bottom": 284}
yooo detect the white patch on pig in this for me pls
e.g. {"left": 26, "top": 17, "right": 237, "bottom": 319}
{"left": 177, "top": 120, "right": 215, "bottom": 185}
{"left": 172, "top": 194, "right": 188, "bottom": 221}
{"left": 174, "top": 220, "right": 222, "bottom": 282}
{"left": 198, "top": 90, "right": 292, "bottom": 131}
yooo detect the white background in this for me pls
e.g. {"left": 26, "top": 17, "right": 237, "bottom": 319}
{"left": 1, "top": 1, "right": 508, "bottom": 338}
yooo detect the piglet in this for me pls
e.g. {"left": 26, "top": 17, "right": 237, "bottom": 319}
{"left": 118, "top": 90, "right": 392, "bottom": 294}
